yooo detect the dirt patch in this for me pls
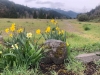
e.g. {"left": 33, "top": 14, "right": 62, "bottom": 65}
{"left": 39, "top": 63, "right": 76, "bottom": 75}
{"left": 64, "top": 21, "right": 83, "bottom": 34}
{"left": 84, "top": 61, "right": 98, "bottom": 75}
{"left": 39, "top": 61, "right": 99, "bottom": 75}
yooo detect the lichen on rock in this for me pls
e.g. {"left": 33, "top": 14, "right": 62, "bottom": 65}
{"left": 41, "top": 39, "right": 67, "bottom": 64}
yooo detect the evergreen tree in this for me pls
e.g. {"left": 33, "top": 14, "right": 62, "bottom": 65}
{"left": 9, "top": 7, "right": 18, "bottom": 18}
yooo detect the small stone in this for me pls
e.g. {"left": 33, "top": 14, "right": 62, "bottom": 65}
{"left": 0, "top": 35, "right": 4, "bottom": 44}
{"left": 76, "top": 52, "right": 100, "bottom": 63}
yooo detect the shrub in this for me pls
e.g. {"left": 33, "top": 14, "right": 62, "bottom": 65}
{"left": 83, "top": 24, "right": 90, "bottom": 31}
{"left": 77, "top": 14, "right": 89, "bottom": 21}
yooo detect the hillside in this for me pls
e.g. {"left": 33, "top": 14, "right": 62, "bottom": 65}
{"left": 0, "top": 0, "right": 67, "bottom": 19}
{"left": 86, "top": 5, "right": 100, "bottom": 20}
{"left": 53, "top": 9, "right": 78, "bottom": 18}
{"left": 41, "top": 8, "right": 78, "bottom": 18}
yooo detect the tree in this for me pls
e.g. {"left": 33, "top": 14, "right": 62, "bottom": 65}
{"left": 33, "top": 11, "right": 37, "bottom": 19}
{"left": 9, "top": 7, "right": 18, "bottom": 18}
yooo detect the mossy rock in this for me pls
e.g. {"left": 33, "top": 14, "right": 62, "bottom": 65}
{"left": 41, "top": 39, "right": 67, "bottom": 64}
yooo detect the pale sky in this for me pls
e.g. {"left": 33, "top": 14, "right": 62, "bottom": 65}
{"left": 9, "top": 0, "right": 100, "bottom": 12}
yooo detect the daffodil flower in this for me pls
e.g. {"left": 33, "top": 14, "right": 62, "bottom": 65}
{"left": 56, "top": 27, "right": 60, "bottom": 31}
{"left": 5, "top": 28, "right": 9, "bottom": 33}
{"left": 9, "top": 23, "right": 16, "bottom": 32}
{"left": 61, "top": 30, "right": 64, "bottom": 34}
{"left": 59, "top": 31, "right": 61, "bottom": 34}
{"left": 11, "top": 23, "right": 15, "bottom": 27}
{"left": 17, "top": 28, "right": 23, "bottom": 33}
{"left": 66, "top": 42, "right": 69, "bottom": 46}
{"left": 12, "top": 44, "right": 18, "bottom": 49}
{"left": 26, "top": 32, "right": 32, "bottom": 38}
{"left": 9, "top": 33, "right": 13, "bottom": 37}
{"left": 54, "top": 21, "right": 57, "bottom": 25}
{"left": 50, "top": 19, "right": 55, "bottom": 24}
{"left": 0, "top": 51, "right": 2, "bottom": 54}
{"left": 45, "top": 26, "right": 51, "bottom": 33}
{"left": 36, "top": 29, "right": 41, "bottom": 34}
{"left": 10, "top": 26, "right": 15, "bottom": 32}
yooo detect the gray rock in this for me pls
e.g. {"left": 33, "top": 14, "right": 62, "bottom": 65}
{"left": 41, "top": 39, "right": 67, "bottom": 64}
{"left": 76, "top": 52, "right": 100, "bottom": 63}
{"left": 0, "top": 35, "right": 4, "bottom": 44}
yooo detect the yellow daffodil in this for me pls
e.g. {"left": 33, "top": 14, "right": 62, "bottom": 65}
{"left": 66, "top": 42, "right": 69, "bottom": 46}
{"left": 10, "top": 26, "right": 15, "bottom": 32}
{"left": 5, "top": 28, "right": 9, "bottom": 33}
{"left": 9, "top": 33, "right": 13, "bottom": 37}
{"left": 11, "top": 23, "right": 15, "bottom": 27}
{"left": 17, "top": 28, "right": 23, "bottom": 33}
{"left": 26, "top": 32, "right": 32, "bottom": 38}
{"left": 50, "top": 19, "right": 55, "bottom": 24}
{"left": 10, "top": 23, "right": 16, "bottom": 32}
{"left": 56, "top": 27, "right": 60, "bottom": 31}
{"left": 61, "top": 30, "right": 64, "bottom": 34}
{"left": 58, "top": 31, "right": 61, "bottom": 34}
{"left": 45, "top": 26, "right": 51, "bottom": 33}
{"left": 36, "top": 29, "right": 41, "bottom": 34}
{"left": 54, "top": 21, "right": 57, "bottom": 25}
{"left": 0, "top": 51, "right": 2, "bottom": 54}
{"left": 15, "top": 44, "right": 18, "bottom": 49}
{"left": 12, "top": 44, "right": 18, "bottom": 49}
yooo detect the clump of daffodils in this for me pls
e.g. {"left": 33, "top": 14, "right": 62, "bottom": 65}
{"left": 36, "top": 19, "right": 67, "bottom": 42}
{"left": 4, "top": 23, "right": 43, "bottom": 69}
{"left": 5, "top": 23, "right": 34, "bottom": 50}
{"left": 5, "top": 23, "right": 23, "bottom": 37}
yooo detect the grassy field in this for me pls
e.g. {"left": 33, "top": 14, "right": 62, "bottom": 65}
{"left": 0, "top": 18, "right": 100, "bottom": 49}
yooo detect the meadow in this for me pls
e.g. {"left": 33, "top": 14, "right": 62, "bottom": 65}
{"left": 0, "top": 18, "right": 100, "bottom": 75}
{"left": 0, "top": 18, "right": 100, "bottom": 48}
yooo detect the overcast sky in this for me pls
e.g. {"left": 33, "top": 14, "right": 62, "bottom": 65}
{"left": 9, "top": 0, "right": 100, "bottom": 12}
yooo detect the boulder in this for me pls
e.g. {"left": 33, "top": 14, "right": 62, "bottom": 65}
{"left": 41, "top": 39, "right": 67, "bottom": 64}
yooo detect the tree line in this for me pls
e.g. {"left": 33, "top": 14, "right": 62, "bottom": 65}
{"left": 77, "top": 5, "right": 100, "bottom": 21}
{"left": 0, "top": 0, "right": 67, "bottom": 19}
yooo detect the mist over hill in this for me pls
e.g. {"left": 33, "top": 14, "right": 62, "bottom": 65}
{"left": 41, "top": 8, "right": 79, "bottom": 18}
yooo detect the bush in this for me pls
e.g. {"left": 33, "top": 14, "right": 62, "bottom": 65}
{"left": 77, "top": 14, "right": 89, "bottom": 21}
{"left": 83, "top": 24, "right": 90, "bottom": 31}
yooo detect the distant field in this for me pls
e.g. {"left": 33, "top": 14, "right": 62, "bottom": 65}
{"left": 0, "top": 18, "right": 100, "bottom": 48}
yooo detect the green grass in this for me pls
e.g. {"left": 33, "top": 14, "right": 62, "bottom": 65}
{"left": 0, "top": 19, "right": 100, "bottom": 49}
{"left": 0, "top": 18, "right": 100, "bottom": 49}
